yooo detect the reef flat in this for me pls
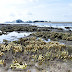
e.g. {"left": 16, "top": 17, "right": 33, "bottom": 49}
{"left": 0, "top": 24, "right": 72, "bottom": 72}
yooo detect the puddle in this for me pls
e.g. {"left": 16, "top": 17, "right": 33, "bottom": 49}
{"left": 44, "top": 39, "right": 51, "bottom": 42}
{"left": 37, "top": 38, "right": 51, "bottom": 42}
{"left": 0, "top": 31, "right": 32, "bottom": 43}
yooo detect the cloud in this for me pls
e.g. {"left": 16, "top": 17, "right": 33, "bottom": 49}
{"left": 0, "top": 0, "right": 72, "bottom": 22}
{"left": 29, "top": 0, "right": 39, "bottom": 2}
{"left": 0, "top": 0, "right": 25, "bottom": 6}
{"left": 0, "top": 0, "right": 39, "bottom": 5}
{"left": 33, "top": 4, "right": 46, "bottom": 8}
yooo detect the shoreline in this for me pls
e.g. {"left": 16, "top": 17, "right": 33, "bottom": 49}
{"left": 34, "top": 22, "right": 72, "bottom": 24}
{"left": 0, "top": 22, "right": 72, "bottom": 25}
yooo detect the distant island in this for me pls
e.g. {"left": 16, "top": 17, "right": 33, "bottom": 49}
{"left": 5, "top": 19, "right": 49, "bottom": 23}
{"left": 4, "top": 19, "right": 72, "bottom": 24}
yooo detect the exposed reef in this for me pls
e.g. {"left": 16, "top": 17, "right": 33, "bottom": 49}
{"left": 30, "top": 31, "right": 72, "bottom": 41}
{"left": 0, "top": 37, "right": 72, "bottom": 71}
{"left": 0, "top": 25, "right": 51, "bottom": 32}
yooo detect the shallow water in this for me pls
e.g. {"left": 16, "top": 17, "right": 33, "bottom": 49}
{"left": 44, "top": 39, "right": 51, "bottom": 42}
{"left": 0, "top": 31, "right": 32, "bottom": 43}
{"left": 34, "top": 22, "right": 72, "bottom": 27}
{"left": 3, "top": 22, "right": 72, "bottom": 29}
{"left": 33, "top": 23, "right": 72, "bottom": 30}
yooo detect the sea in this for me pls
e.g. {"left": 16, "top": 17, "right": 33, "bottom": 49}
{"left": 33, "top": 22, "right": 72, "bottom": 29}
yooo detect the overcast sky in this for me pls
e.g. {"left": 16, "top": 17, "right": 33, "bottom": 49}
{"left": 0, "top": 0, "right": 72, "bottom": 22}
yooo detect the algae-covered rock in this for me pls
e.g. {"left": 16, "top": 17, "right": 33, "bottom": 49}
{"left": 0, "top": 36, "right": 72, "bottom": 71}
{"left": 10, "top": 60, "right": 27, "bottom": 70}
{"left": 12, "top": 60, "right": 18, "bottom": 64}
{"left": 13, "top": 44, "right": 22, "bottom": 52}
{"left": 0, "top": 60, "right": 4, "bottom": 65}
{"left": 38, "top": 54, "right": 44, "bottom": 61}
{"left": 0, "top": 51, "right": 4, "bottom": 56}
{"left": 66, "top": 36, "right": 72, "bottom": 41}
{"left": 0, "top": 44, "right": 11, "bottom": 51}
{"left": 45, "top": 52, "right": 51, "bottom": 60}
{"left": 30, "top": 31, "right": 72, "bottom": 41}
{"left": 10, "top": 63, "right": 27, "bottom": 70}
{"left": 0, "top": 42, "right": 23, "bottom": 53}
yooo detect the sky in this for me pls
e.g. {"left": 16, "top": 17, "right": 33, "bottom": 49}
{"left": 0, "top": 0, "right": 72, "bottom": 22}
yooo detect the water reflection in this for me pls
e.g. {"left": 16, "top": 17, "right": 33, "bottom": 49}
{"left": 0, "top": 31, "right": 32, "bottom": 43}
{"left": 44, "top": 39, "right": 51, "bottom": 42}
